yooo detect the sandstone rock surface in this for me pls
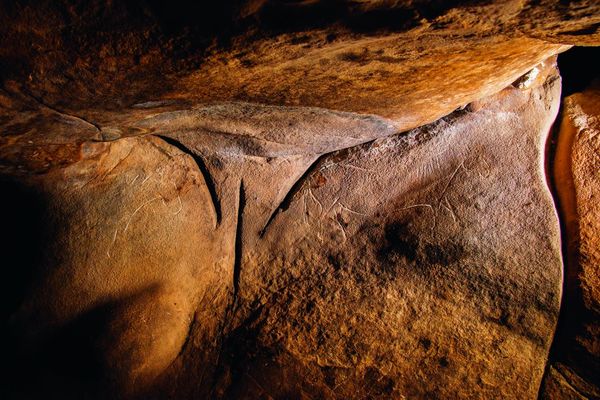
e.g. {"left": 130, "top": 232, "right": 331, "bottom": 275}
{"left": 2, "top": 60, "right": 564, "bottom": 399}
{"left": 2, "top": 1, "right": 597, "bottom": 399}
{"left": 540, "top": 82, "right": 600, "bottom": 399}
{"left": 1, "top": 0, "right": 599, "bottom": 150}
{"left": 3, "top": 136, "right": 231, "bottom": 398}
{"left": 209, "top": 57, "right": 564, "bottom": 400}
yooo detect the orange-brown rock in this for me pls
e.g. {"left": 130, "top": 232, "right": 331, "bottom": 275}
{"left": 211, "top": 57, "right": 564, "bottom": 400}
{"left": 540, "top": 82, "right": 600, "bottom": 399}
{"left": 3, "top": 136, "right": 231, "bottom": 398}
{"left": 3, "top": 60, "right": 564, "bottom": 399}
{"left": 2, "top": 1, "right": 599, "bottom": 399}
{"left": 1, "top": 0, "right": 600, "bottom": 150}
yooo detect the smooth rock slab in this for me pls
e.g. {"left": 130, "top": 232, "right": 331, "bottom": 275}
{"left": 217, "top": 64, "right": 564, "bottom": 399}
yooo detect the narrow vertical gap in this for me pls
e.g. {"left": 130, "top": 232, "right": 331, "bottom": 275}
{"left": 537, "top": 98, "right": 584, "bottom": 398}
{"left": 207, "top": 180, "right": 247, "bottom": 398}
{"left": 233, "top": 179, "right": 245, "bottom": 301}
{"left": 537, "top": 102, "right": 568, "bottom": 399}
{"left": 155, "top": 135, "right": 222, "bottom": 226}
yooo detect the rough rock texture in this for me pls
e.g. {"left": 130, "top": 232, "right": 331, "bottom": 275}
{"left": 540, "top": 82, "right": 600, "bottom": 399}
{"left": 3, "top": 137, "right": 232, "bottom": 399}
{"left": 1, "top": 0, "right": 600, "bottom": 150}
{"left": 1, "top": 1, "right": 599, "bottom": 399}
{"left": 2, "top": 59, "right": 563, "bottom": 399}
{"left": 209, "top": 56, "right": 563, "bottom": 400}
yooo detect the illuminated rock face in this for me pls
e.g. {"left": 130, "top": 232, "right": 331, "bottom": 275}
{"left": 3, "top": 137, "right": 231, "bottom": 398}
{"left": 540, "top": 83, "right": 600, "bottom": 400}
{"left": 1, "top": 0, "right": 600, "bottom": 149}
{"left": 208, "top": 60, "right": 563, "bottom": 400}
{"left": 3, "top": 62, "right": 563, "bottom": 399}
{"left": 1, "top": 1, "right": 599, "bottom": 399}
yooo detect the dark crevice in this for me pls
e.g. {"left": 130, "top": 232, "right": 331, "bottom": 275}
{"left": 155, "top": 135, "right": 222, "bottom": 226}
{"left": 558, "top": 47, "right": 600, "bottom": 97}
{"left": 256, "top": 0, "right": 490, "bottom": 35}
{"left": 537, "top": 65, "right": 599, "bottom": 397}
{"left": 233, "top": 180, "right": 245, "bottom": 300}
{"left": 561, "top": 24, "right": 599, "bottom": 36}
{"left": 202, "top": 179, "right": 247, "bottom": 398}
{"left": 19, "top": 88, "right": 101, "bottom": 133}
{"left": 538, "top": 101, "right": 570, "bottom": 400}
{"left": 538, "top": 47, "right": 600, "bottom": 399}
{"left": 259, "top": 153, "right": 323, "bottom": 238}
{"left": 554, "top": 367, "right": 589, "bottom": 399}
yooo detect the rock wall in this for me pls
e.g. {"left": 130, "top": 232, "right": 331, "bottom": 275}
{"left": 211, "top": 62, "right": 563, "bottom": 400}
{"left": 1, "top": 1, "right": 600, "bottom": 399}
{"left": 3, "top": 60, "right": 566, "bottom": 399}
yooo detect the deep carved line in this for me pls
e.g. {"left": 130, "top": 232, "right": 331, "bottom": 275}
{"left": 233, "top": 180, "right": 245, "bottom": 299}
{"left": 259, "top": 138, "right": 380, "bottom": 238}
{"left": 259, "top": 154, "right": 325, "bottom": 238}
{"left": 155, "top": 135, "right": 222, "bottom": 226}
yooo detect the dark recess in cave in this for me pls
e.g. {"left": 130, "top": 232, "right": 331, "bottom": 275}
{"left": 558, "top": 46, "right": 600, "bottom": 96}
